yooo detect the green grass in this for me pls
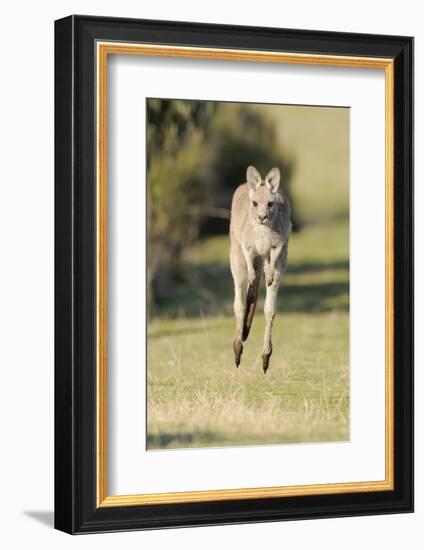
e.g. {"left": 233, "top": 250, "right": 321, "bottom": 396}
{"left": 147, "top": 219, "right": 349, "bottom": 449}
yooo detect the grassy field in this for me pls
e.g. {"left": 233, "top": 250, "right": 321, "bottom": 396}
{"left": 147, "top": 219, "right": 349, "bottom": 449}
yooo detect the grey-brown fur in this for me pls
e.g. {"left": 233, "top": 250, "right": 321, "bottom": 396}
{"left": 229, "top": 166, "right": 291, "bottom": 372}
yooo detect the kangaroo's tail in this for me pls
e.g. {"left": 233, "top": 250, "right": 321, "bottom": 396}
{"left": 242, "top": 266, "right": 261, "bottom": 341}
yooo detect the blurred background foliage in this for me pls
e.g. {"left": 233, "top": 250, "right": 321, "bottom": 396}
{"left": 147, "top": 98, "right": 303, "bottom": 315}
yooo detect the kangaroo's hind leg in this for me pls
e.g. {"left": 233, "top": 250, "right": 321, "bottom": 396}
{"left": 262, "top": 246, "right": 287, "bottom": 373}
{"left": 262, "top": 265, "right": 282, "bottom": 373}
{"left": 243, "top": 256, "right": 262, "bottom": 341}
{"left": 230, "top": 242, "right": 247, "bottom": 367}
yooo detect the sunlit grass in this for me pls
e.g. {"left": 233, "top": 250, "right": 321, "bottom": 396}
{"left": 147, "top": 312, "right": 348, "bottom": 449}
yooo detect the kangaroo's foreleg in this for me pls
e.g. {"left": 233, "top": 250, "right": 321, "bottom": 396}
{"left": 264, "top": 243, "right": 284, "bottom": 287}
{"left": 241, "top": 242, "right": 256, "bottom": 286}
{"left": 262, "top": 266, "right": 282, "bottom": 373}
{"left": 230, "top": 243, "right": 247, "bottom": 367}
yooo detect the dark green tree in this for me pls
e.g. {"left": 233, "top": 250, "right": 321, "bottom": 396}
{"left": 146, "top": 99, "right": 216, "bottom": 316}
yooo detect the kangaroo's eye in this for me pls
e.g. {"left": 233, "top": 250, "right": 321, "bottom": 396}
{"left": 252, "top": 201, "right": 258, "bottom": 207}
{"left": 268, "top": 201, "right": 274, "bottom": 208}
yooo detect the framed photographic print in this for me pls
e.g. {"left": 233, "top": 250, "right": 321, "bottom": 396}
{"left": 54, "top": 15, "right": 414, "bottom": 534}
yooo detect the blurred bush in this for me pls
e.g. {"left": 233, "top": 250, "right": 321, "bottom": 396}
{"left": 201, "top": 103, "right": 297, "bottom": 236}
{"left": 147, "top": 98, "right": 295, "bottom": 315}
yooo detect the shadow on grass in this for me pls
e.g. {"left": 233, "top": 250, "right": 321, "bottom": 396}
{"left": 147, "top": 432, "right": 349, "bottom": 450}
{"left": 286, "top": 260, "right": 349, "bottom": 274}
{"left": 154, "top": 258, "right": 349, "bottom": 318}
{"left": 147, "top": 431, "right": 219, "bottom": 449}
{"left": 280, "top": 281, "right": 349, "bottom": 313}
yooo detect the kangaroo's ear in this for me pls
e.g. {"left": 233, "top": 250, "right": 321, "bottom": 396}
{"left": 265, "top": 167, "right": 280, "bottom": 194}
{"left": 246, "top": 166, "right": 262, "bottom": 190}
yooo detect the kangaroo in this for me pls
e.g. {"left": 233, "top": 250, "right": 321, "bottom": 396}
{"left": 230, "top": 166, "right": 291, "bottom": 373}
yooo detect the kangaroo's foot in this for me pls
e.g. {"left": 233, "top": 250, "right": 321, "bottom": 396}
{"left": 262, "top": 344, "right": 273, "bottom": 373}
{"left": 233, "top": 338, "right": 243, "bottom": 367}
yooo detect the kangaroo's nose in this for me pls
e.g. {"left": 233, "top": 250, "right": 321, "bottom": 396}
{"left": 259, "top": 214, "right": 267, "bottom": 222}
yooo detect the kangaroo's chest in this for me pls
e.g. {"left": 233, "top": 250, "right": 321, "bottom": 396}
{"left": 251, "top": 226, "right": 280, "bottom": 257}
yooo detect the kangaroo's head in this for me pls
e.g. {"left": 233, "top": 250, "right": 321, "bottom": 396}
{"left": 246, "top": 166, "right": 280, "bottom": 226}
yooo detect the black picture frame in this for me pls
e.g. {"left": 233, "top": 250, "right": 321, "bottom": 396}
{"left": 55, "top": 14, "right": 414, "bottom": 534}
